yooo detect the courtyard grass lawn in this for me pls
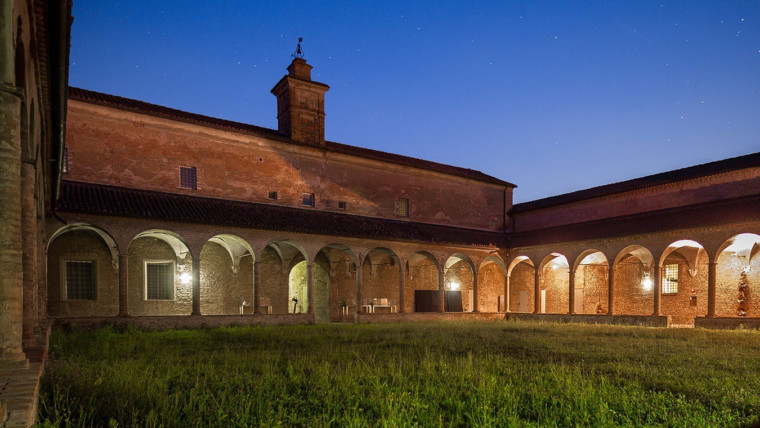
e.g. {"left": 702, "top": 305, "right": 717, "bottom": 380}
{"left": 38, "top": 321, "right": 760, "bottom": 427}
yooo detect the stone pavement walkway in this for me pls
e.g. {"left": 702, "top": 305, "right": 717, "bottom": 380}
{"left": 0, "top": 329, "right": 49, "bottom": 428}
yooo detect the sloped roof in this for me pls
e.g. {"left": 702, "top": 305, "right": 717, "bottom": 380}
{"left": 68, "top": 87, "right": 515, "bottom": 187}
{"left": 57, "top": 180, "right": 505, "bottom": 248}
{"left": 512, "top": 151, "right": 760, "bottom": 213}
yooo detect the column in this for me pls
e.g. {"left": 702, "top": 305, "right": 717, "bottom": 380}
{"left": 354, "top": 262, "right": 362, "bottom": 322}
{"left": 306, "top": 262, "right": 314, "bottom": 314}
{"left": 607, "top": 266, "right": 614, "bottom": 316}
{"left": 191, "top": 258, "right": 201, "bottom": 315}
{"left": 505, "top": 275, "right": 510, "bottom": 313}
{"left": 21, "top": 162, "right": 37, "bottom": 344}
{"left": 252, "top": 260, "right": 260, "bottom": 315}
{"left": 438, "top": 267, "right": 445, "bottom": 313}
{"left": 0, "top": 90, "right": 26, "bottom": 363}
{"left": 533, "top": 268, "right": 540, "bottom": 314}
{"left": 118, "top": 253, "right": 129, "bottom": 316}
{"left": 398, "top": 262, "right": 405, "bottom": 313}
{"left": 707, "top": 261, "right": 717, "bottom": 318}
{"left": 568, "top": 269, "right": 576, "bottom": 314}
{"left": 653, "top": 265, "right": 661, "bottom": 316}
{"left": 472, "top": 270, "right": 479, "bottom": 313}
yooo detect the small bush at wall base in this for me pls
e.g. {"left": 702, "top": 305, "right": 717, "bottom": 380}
{"left": 38, "top": 321, "right": 760, "bottom": 426}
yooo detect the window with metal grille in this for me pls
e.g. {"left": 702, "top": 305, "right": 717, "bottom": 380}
{"left": 65, "top": 260, "right": 95, "bottom": 300}
{"left": 179, "top": 166, "right": 197, "bottom": 189}
{"left": 302, "top": 193, "right": 315, "bottom": 207}
{"left": 146, "top": 262, "right": 174, "bottom": 300}
{"left": 62, "top": 147, "right": 69, "bottom": 174}
{"left": 662, "top": 263, "right": 678, "bottom": 294}
{"left": 397, "top": 197, "right": 409, "bottom": 217}
{"left": 268, "top": 191, "right": 278, "bottom": 200}
{"left": 338, "top": 201, "right": 347, "bottom": 210}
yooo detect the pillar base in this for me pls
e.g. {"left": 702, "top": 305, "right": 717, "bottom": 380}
{"left": 0, "top": 353, "right": 28, "bottom": 369}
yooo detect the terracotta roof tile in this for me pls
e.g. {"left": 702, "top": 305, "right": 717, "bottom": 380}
{"left": 58, "top": 180, "right": 505, "bottom": 248}
{"left": 68, "top": 87, "right": 514, "bottom": 187}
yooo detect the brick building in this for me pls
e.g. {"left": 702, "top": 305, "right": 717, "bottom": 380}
{"left": 44, "top": 55, "right": 760, "bottom": 331}
{"left": 2, "top": 5, "right": 760, "bottom": 423}
{"left": 1, "top": 3, "right": 759, "bottom": 424}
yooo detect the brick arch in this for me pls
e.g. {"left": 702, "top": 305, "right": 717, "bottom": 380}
{"left": 507, "top": 255, "right": 534, "bottom": 277}
{"left": 572, "top": 249, "right": 609, "bottom": 272}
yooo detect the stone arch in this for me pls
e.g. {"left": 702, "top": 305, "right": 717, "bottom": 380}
{"left": 48, "top": 223, "right": 120, "bottom": 269}
{"left": 612, "top": 245, "right": 655, "bottom": 316}
{"left": 316, "top": 243, "right": 359, "bottom": 323}
{"left": 507, "top": 256, "right": 535, "bottom": 313}
{"left": 572, "top": 250, "right": 610, "bottom": 315}
{"left": 444, "top": 253, "right": 475, "bottom": 312}
{"left": 361, "top": 247, "right": 402, "bottom": 318}
{"left": 406, "top": 251, "right": 441, "bottom": 313}
{"left": 200, "top": 234, "right": 255, "bottom": 315}
{"left": 127, "top": 229, "right": 193, "bottom": 316}
{"left": 537, "top": 253, "right": 569, "bottom": 314}
{"left": 715, "top": 233, "right": 760, "bottom": 318}
{"left": 46, "top": 223, "right": 121, "bottom": 317}
{"left": 477, "top": 254, "right": 508, "bottom": 313}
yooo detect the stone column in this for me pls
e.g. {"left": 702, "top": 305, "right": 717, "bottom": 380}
{"left": 653, "top": 265, "right": 661, "bottom": 316}
{"left": 472, "top": 270, "right": 479, "bottom": 313}
{"left": 607, "top": 266, "right": 615, "bottom": 316}
{"left": 533, "top": 268, "right": 540, "bottom": 314}
{"left": 0, "top": 91, "right": 26, "bottom": 364}
{"left": 306, "top": 263, "right": 314, "bottom": 314}
{"left": 438, "top": 267, "right": 445, "bottom": 313}
{"left": 118, "top": 253, "right": 129, "bottom": 316}
{"left": 191, "top": 258, "right": 201, "bottom": 315}
{"left": 568, "top": 269, "right": 576, "bottom": 314}
{"left": 354, "top": 262, "right": 362, "bottom": 322}
{"left": 505, "top": 275, "right": 510, "bottom": 313}
{"left": 707, "top": 261, "right": 717, "bottom": 318}
{"left": 398, "top": 262, "right": 405, "bottom": 313}
{"left": 21, "top": 163, "right": 37, "bottom": 345}
{"left": 252, "top": 260, "right": 260, "bottom": 315}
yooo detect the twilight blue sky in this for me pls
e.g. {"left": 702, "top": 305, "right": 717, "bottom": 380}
{"left": 69, "top": 1, "right": 759, "bottom": 203}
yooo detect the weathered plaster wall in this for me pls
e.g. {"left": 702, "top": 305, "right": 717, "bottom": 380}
{"left": 128, "top": 237, "right": 192, "bottom": 316}
{"left": 477, "top": 263, "right": 504, "bottom": 313}
{"left": 47, "top": 231, "right": 119, "bottom": 317}
{"left": 613, "top": 256, "right": 654, "bottom": 316}
{"left": 405, "top": 258, "right": 439, "bottom": 313}
{"left": 574, "top": 264, "right": 609, "bottom": 314}
{"left": 65, "top": 101, "right": 507, "bottom": 232}
{"left": 199, "top": 243, "right": 253, "bottom": 315}
{"left": 716, "top": 251, "right": 760, "bottom": 318}
{"left": 509, "top": 262, "right": 534, "bottom": 313}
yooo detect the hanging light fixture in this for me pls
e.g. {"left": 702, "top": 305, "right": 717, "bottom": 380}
{"left": 642, "top": 273, "right": 653, "bottom": 291}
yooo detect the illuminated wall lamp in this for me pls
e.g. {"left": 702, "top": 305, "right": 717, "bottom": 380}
{"left": 180, "top": 272, "right": 192, "bottom": 285}
{"left": 743, "top": 265, "right": 751, "bottom": 274}
{"left": 641, "top": 273, "right": 653, "bottom": 292}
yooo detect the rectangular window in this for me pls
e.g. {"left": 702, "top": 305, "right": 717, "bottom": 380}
{"left": 302, "top": 193, "right": 315, "bottom": 207}
{"left": 62, "top": 147, "right": 69, "bottom": 174}
{"left": 662, "top": 263, "right": 678, "bottom": 294}
{"left": 338, "top": 201, "right": 347, "bottom": 210}
{"left": 65, "top": 260, "right": 95, "bottom": 300}
{"left": 268, "top": 191, "right": 278, "bottom": 200}
{"left": 397, "top": 197, "right": 409, "bottom": 217}
{"left": 179, "top": 166, "right": 197, "bottom": 190}
{"left": 145, "top": 262, "right": 174, "bottom": 300}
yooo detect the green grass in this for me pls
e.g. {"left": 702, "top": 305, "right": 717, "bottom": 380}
{"left": 38, "top": 321, "right": 760, "bottom": 427}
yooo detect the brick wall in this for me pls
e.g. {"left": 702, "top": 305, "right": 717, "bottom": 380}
{"left": 477, "top": 263, "right": 504, "bottom": 312}
{"left": 613, "top": 255, "right": 654, "bottom": 316}
{"left": 575, "top": 264, "right": 609, "bottom": 314}
{"left": 404, "top": 257, "right": 439, "bottom": 313}
{"left": 716, "top": 250, "right": 760, "bottom": 318}
{"left": 199, "top": 242, "right": 253, "bottom": 315}
{"left": 65, "top": 101, "right": 508, "bottom": 232}
{"left": 509, "top": 262, "right": 535, "bottom": 313}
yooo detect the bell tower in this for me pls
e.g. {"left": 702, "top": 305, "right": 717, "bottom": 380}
{"left": 271, "top": 44, "right": 329, "bottom": 146}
